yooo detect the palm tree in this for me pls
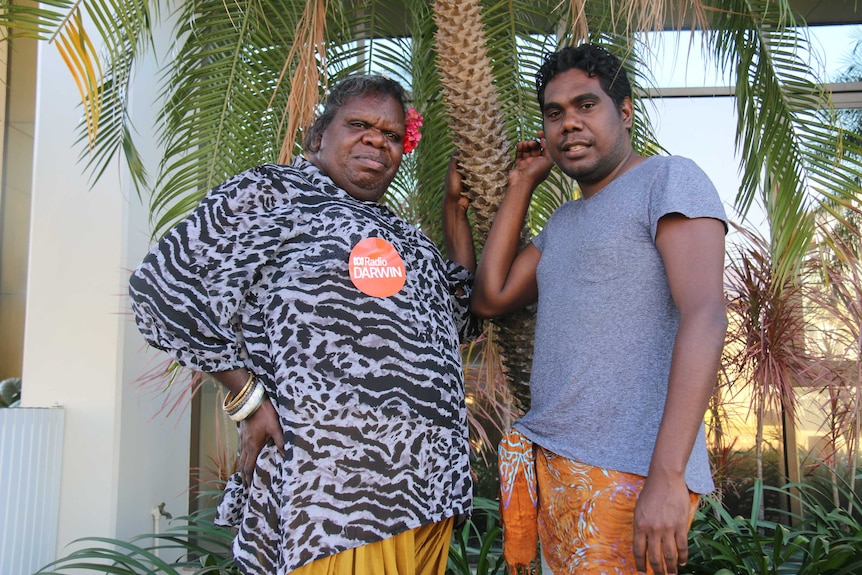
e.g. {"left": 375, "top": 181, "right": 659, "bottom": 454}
{"left": 806, "top": 217, "right": 862, "bottom": 514}
{"left": 3, "top": 0, "right": 862, "bottom": 431}
{"left": 432, "top": 0, "right": 543, "bottom": 413}
{"left": 722, "top": 223, "right": 817, "bottom": 518}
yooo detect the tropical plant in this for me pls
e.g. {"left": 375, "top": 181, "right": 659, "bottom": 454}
{"left": 722, "top": 223, "right": 822, "bottom": 514}
{"left": 34, "top": 506, "right": 241, "bottom": 575}
{"left": 804, "top": 219, "right": 862, "bottom": 512}
{"left": 684, "top": 479, "right": 862, "bottom": 575}
{"left": 3, "top": 1, "right": 861, "bottom": 412}
{"left": 835, "top": 28, "right": 862, "bottom": 151}
{"left": 684, "top": 487, "right": 809, "bottom": 574}
{"left": 32, "top": 497, "right": 506, "bottom": 575}
{"left": 446, "top": 497, "right": 507, "bottom": 575}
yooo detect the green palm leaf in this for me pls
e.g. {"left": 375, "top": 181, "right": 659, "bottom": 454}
{"left": 2, "top": 0, "right": 155, "bottom": 191}
{"left": 149, "top": 0, "right": 421, "bottom": 236}
{"left": 0, "top": 0, "right": 78, "bottom": 40}
{"left": 704, "top": 0, "right": 862, "bottom": 285}
{"left": 148, "top": 0, "right": 304, "bottom": 234}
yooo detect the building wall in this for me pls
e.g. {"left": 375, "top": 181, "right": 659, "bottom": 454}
{"left": 20, "top": 13, "right": 190, "bottom": 558}
{"left": 0, "top": 33, "right": 36, "bottom": 380}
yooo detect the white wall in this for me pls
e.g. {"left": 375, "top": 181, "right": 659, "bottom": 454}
{"left": 21, "top": 11, "right": 190, "bottom": 558}
{"left": 116, "top": 11, "right": 192, "bottom": 543}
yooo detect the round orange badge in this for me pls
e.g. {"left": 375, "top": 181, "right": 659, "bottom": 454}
{"left": 348, "top": 237, "right": 407, "bottom": 298}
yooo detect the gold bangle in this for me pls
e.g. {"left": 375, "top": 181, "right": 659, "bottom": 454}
{"left": 228, "top": 382, "right": 266, "bottom": 422}
{"left": 223, "top": 372, "right": 255, "bottom": 413}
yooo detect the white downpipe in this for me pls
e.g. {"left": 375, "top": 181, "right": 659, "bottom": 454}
{"left": 150, "top": 502, "right": 173, "bottom": 559}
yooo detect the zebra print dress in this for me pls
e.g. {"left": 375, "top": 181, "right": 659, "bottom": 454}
{"left": 129, "top": 157, "right": 474, "bottom": 574}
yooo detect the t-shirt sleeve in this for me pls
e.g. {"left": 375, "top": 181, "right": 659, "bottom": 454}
{"left": 648, "top": 156, "right": 729, "bottom": 241}
{"left": 533, "top": 200, "right": 575, "bottom": 253}
{"left": 129, "top": 166, "right": 296, "bottom": 372}
{"left": 533, "top": 227, "right": 547, "bottom": 253}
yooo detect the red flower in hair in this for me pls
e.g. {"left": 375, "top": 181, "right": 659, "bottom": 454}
{"left": 403, "top": 108, "right": 423, "bottom": 154}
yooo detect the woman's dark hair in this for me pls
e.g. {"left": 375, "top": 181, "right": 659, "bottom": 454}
{"left": 303, "top": 75, "right": 408, "bottom": 152}
{"left": 535, "top": 44, "right": 631, "bottom": 110}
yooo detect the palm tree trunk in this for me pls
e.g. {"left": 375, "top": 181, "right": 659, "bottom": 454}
{"left": 433, "top": 0, "right": 535, "bottom": 413}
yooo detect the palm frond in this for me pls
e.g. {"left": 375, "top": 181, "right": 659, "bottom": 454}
{"left": 0, "top": 0, "right": 76, "bottom": 40}
{"left": 482, "top": 0, "right": 555, "bottom": 143}
{"left": 149, "top": 0, "right": 306, "bottom": 235}
{"left": 482, "top": 0, "right": 574, "bottom": 233}
{"left": 150, "top": 0, "right": 412, "bottom": 236}
{"left": 704, "top": 0, "right": 862, "bottom": 285}
{"left": 560, "top": 0, "right": 712, "bottom": 45}
{"left": 34, "top": 510, "right": 239, "bottom": 575}
{"left": 75, "top": 26, "right": 148, "bottom": 192}
{"left": 56, "top": 9, "right": 103, "bottom": 144}
{"left": 2, "top": 0, "right": 155, "bottom": 190}
{"left": 278, "top": 0, "right": 329, "bottom": 163}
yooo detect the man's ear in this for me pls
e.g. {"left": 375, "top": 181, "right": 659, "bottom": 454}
{"left": 620, "top": 97, "right": 634, "bottom": 130}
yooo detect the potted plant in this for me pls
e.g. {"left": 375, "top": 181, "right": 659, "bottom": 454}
{"left": 0, "top": 377, "right": 21, "bottom": 408}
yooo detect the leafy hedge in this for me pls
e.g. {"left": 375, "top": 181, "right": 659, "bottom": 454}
{"left": 32, "top": 479, "right": 862, "bottom": 575}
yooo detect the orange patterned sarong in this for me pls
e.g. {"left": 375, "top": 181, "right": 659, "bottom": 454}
{"left": 536, "top": 447, "right": 699, "bottom": 575}
{"left": 498, "top": 428, "right": 539, "bottom": 574}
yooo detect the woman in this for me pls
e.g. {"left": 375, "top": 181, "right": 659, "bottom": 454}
{"left": 130, "top": 74, "right": 476, "bottom": 575}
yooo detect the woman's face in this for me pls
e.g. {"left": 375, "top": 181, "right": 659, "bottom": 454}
{"left": 308, "top": 93, "right": 405, "bottom": 202}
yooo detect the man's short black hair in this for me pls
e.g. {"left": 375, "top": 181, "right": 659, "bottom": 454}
{"left": 304, "top": 75, "right": 408, "bottom": 153}
{"left": 536, "top": 44, "right": 631, "bottom": 110}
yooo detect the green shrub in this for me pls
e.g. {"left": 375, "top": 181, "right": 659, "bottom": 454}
{"left": 35, "top": 498, "right": 508, "bottom": 575}
{"left": 684, "top": 478, "right": 862, "bottom": 575}
{"left": 37, "top": 478, "right": 862, "bottom": 575}
{"left": 35, "top": 507, "right": 238, "bottom": 575}
{"left": 447, "top": 497, "right": 506, "bottom": 575}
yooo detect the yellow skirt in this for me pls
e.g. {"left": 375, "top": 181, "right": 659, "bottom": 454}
{"left": 288, "top": 517, "right": 454, "bottom": 575}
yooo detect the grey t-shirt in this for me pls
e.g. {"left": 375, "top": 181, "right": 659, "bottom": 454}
{"left": 516, "top": 155, "right": 727, "bottom": 494}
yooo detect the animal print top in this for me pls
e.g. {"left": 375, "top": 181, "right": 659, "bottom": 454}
{"left": 129, "top": 157, "right": 474, "bottom": 574}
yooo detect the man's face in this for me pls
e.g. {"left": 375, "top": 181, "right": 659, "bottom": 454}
{"left": 309, "top": 93, "right": 405, "bottom": 202}
{"left": 541, "top": 68, "right": 634, "bottom": 198}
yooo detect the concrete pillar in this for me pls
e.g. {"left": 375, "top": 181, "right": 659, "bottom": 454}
{"left": 21, "top": 12, "right": 190, "bottom": 559}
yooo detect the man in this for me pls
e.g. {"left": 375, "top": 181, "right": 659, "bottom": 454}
{"left": 130, "top": 74, "right": 476, "bottom": 575}
{"left": 470, "top": 44, "right": 728, "bottom": 574}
